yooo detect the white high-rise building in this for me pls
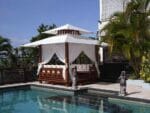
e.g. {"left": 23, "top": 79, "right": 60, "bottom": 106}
{"left": 98, "top": 0, "right": 130, "bottom": 63}
{"left": 98, "top": 0, "right": 129, "bottom": 39}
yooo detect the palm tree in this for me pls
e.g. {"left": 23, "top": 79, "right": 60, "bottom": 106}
{"left": 0, "top": 36, "right": 12, "bottom": 53}
{"left": 0, "top": 36, "right": 12, "bottom": 67}
{"left": 101, "top": 0, "right": 150, "bottom": 78}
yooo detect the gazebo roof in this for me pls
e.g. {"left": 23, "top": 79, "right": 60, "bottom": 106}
{"left": 43, "top": 24, "right": 92, "bottom": 35}
{"left": 22, "top": 34, "right": 99, "bottom": 47}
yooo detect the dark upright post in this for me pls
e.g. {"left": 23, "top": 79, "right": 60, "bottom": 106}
{"left": 95, "top": 45, "right": 99, "bottom": 63}
{"left": 95, "top": 45, "right": 99, "bottom": 79}
{"left": 65, "top": 43, "right": 69, "bottom": 86}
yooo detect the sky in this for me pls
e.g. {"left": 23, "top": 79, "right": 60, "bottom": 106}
{"left": 0, "top": 0, "right": 99, "bottom": 47}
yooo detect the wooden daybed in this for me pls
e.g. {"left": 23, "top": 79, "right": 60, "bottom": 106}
{"left": 38, "top": 64, "right": 98, "bottom": 85}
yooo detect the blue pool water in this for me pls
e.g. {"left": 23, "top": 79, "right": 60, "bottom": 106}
{"left": 0, "top": 87, "right": 150, "bottom": 113}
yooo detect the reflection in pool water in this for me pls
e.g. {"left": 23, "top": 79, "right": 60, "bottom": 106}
{"left": 0, "top": 88, "right": 149, "bottom": 113}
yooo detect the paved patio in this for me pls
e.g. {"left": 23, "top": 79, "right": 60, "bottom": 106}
{"left": 0, "top": 81, "right": 150, "bottom": 100}
{"left": 81, "top": 82, "right": 150, "bottom": 100}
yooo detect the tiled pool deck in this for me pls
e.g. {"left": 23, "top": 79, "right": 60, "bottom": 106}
{"left": 0, "top": 81, "right": 150, "bottom": 101}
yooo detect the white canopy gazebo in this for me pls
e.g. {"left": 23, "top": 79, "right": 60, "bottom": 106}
{"left": 23, "top": 24, "right": 100, "bottom": 85}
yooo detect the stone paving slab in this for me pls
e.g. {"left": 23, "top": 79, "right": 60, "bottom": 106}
{"left": 0, "top": 81, "right": 150, "bottom": 100}
{"left": 81, "top": 82, "right": 150, "bottom": 100}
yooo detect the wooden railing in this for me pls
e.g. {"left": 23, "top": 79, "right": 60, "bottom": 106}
{"left": 38, "top": 65, "right": 98, "bottom": 85}
{"left": 75, "top": 66, "right": 98, "bottom": 85}
{"left": 38, "top": 68, "right": 66, "bottom": 84}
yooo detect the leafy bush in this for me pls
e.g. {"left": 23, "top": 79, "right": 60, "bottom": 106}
{"left": 128, "top": 73, "right": 138, "bottom": 80}
{"left": 140, "top": 54, "right": 150, "bottom": 83}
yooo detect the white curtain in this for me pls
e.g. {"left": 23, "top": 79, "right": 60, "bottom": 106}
{"left": 37, "top": 45, "right": 54, "bottom": 75}
{"left": 69, "top": 43, "right": 82, "bottom": 64}
{"left": 37, "top": 44, "right": 65, "bottom": 75}
{"left": 69, "top": 43, "right": 95, "bottom": 63}
{"left": 69, "top": 43, "right": 86, "bottom": 81}
{"left": 69, "top": 43, "right": 100, "bottom": 78}
{"left": 42, "top": 45, "right": 54, "bottom": 64}
{"left": 54, "top": 44, "right": 65, "bottom": 63}
{"left": 42, "top": 44, "right": 65, "bottom": 63}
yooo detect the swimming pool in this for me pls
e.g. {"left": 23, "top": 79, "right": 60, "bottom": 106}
{"left": 0, "top": 86, "right": 150, "bottom": 113}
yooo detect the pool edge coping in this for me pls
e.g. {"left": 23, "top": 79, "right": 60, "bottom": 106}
{"left": 0, "top": 83, "right": 150, "bottom": 104}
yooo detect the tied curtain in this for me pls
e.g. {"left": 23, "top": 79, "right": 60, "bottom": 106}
{"left": 37, "top": 44, "right": 65, "bottom": 75}
{"left": 69, "top": 43, "right": 100, "bottom": 78}
{"left": 69, "top": 43, "right": 96, "bottom": 63}
{"left": 42, "top": 44, "right": 65, "bottom": 63}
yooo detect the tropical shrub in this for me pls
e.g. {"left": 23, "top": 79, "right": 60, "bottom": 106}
{"left": 140, "top": 53, "right": 150, "bottom": 82}
{"left": 101, "top": 0, "right": 150, "bottom": 78}
{"left": 0, "top": 36, "right": 12, "bottom": 68}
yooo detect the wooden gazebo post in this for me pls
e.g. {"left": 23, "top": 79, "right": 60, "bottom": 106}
{"left": 95, "top": 45, "right": 99, "bottom": 63}
{"left": 65, "top": 42, "right": 70, "bottom": 86}
{"left": 95, "top": 45, "right": 100, "bottom": 79}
